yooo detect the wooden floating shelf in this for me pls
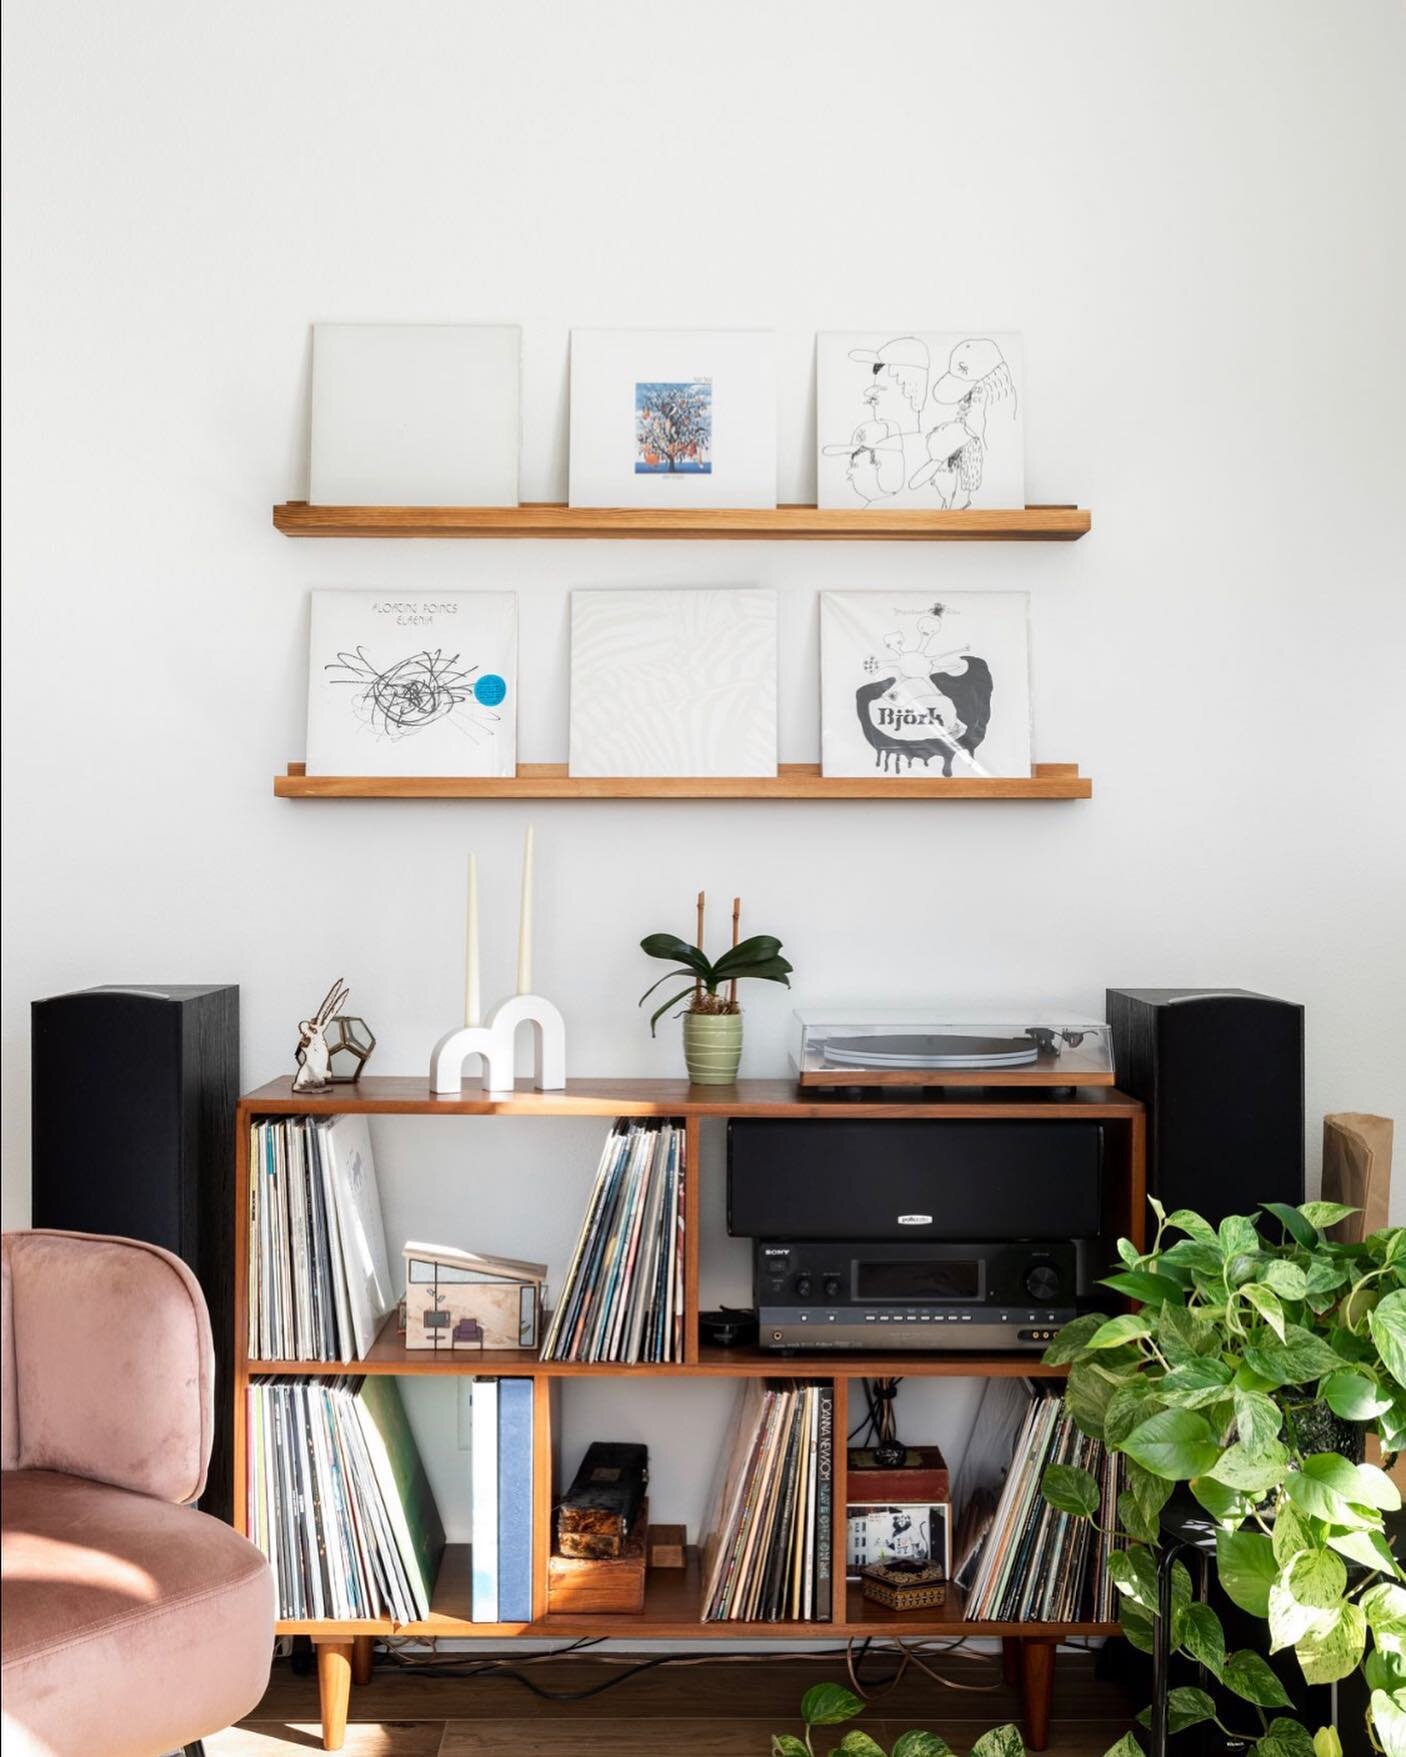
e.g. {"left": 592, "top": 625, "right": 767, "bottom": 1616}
{"left": 272, "top": 501, "right": 1091, "bottom": 541}
{"left": 274, "top": 1543, "right": 1117, "bottom": 1640}
{"left": 275, "top": 760, "right": 1092, "bottom": 801}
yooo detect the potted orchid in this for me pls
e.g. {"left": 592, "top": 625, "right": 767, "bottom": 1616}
{"left": 639, "top": 892, "right": 792, "bottom": 1085}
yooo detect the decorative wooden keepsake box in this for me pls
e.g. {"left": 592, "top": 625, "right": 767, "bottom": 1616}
{"left": 859, "top": 1558, "right": 948, "bottom": 1612}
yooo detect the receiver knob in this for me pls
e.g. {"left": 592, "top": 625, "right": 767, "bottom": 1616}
{"left": 794, "top": 1274, "right": 814, "bottom": 1299}
{"left": 1024, "top": 1262, "right": 1062, "bottom": 1304}
{"left": 822, "top": 1275, "right": 842, "bottom": 1300}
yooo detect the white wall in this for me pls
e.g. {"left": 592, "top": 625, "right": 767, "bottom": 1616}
{"left": 4, "top": 0, "right": 1405, "bottom": 1547}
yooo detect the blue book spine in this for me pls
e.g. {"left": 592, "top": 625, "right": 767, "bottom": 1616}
{"left": 470, "top": 1379, "right": 499, "bottom": 1622}
{"left": 496, "top": 1378, "right": 534, "bottom": 1622}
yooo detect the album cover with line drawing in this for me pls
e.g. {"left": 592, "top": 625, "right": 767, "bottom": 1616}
{"left": 305, "top": 589, "right": 517, "bottom": 778}
{"left": 820, "top": 591, "right": 1031, "bottom": 780}
{"left": 817, "top": 332, "right": 1024, "bottom": 512}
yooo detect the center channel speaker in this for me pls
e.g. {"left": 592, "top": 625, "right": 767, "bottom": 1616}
{"left": 728, "top": 1118, "right": 1104, "bottom": 1242}
{"left": 1107, "top": 987, "right": 1303, "bottom": 1224}
{"left": 31, "top": 984, "right": 239, "bottom": 1520}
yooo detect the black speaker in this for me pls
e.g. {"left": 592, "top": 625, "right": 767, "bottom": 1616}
{"left": 727, "top": 1119, "right": 1105, "bottom": 1242}
{"left": 30, "top": 984, "right": 239, "bottom": 1520}
{"left": 1106, "top": 987, "right": 1304, "bottom": 1225}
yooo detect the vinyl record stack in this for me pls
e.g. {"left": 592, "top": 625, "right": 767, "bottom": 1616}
{"left": 541, "top": 1119, "right": 686, "bottom": 1364}
{"left": 246, "top": 1114, "right": 393, "bottom": 1362}
{"left": 964, "top": 1395, "right": 1122, "bottom": 1623}
{"left": 699, "top": 1380, "right": 834, "bottom": 1623}
{"left": 246, "top": 1375, "right": 444, "bottom": 1623}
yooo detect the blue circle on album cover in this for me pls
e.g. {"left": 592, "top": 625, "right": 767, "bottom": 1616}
{"left": 474, "top": 674, "right": 507, "bottom": 707}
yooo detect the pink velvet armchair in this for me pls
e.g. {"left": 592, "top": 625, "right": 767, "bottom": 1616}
{"left": 1, "top": 1230, "right": 273, "bottom": 1757}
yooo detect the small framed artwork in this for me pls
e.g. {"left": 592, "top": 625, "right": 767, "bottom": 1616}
{"left": 569, "top": 329, "right": 777, "bottom": 509}
{"left": 820, "top": 591, "right": 1032, "bottom": 780}
{"left": 310, "top": 323, "right": 521, "bottom": 507}
{"left": 569, "top": 587, "right": 778, "bottom": 777}
{"left": 305, "top": 590, "right": 516, "bottom": 778}
{"left": 817, "top": 332, "right": 1024, "bottom": 512}
{"left": 846, "top": 1502, "right": 952, "bottom": 1580}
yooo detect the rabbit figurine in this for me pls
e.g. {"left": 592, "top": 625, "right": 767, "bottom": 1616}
{"left": 293, "top": 979, "right": 350, "bottom": 1092}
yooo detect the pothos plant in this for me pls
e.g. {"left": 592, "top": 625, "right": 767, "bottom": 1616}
{"left": 1039, "top": 1197, "right": 1406, "bottom": 1757}
{"left": 770, "top": 1683, "right": 1027, "bottom": 1757}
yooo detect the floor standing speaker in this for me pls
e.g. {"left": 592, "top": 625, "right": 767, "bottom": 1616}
{"left": 30, "top": 984, "right": 239, "bottom": 1520}
{"left": 1107, "top": 987, "right": 1304, "bottom": 1224}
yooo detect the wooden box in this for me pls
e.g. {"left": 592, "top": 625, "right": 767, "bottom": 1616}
{"left": 846, "top": 1445, "right": 949, "bottom": 1504}
{"left": 548, "top": 1504, "right": 648, "bottom": 1614}
{"left": 648, "top": 1524, "right": 687, "bottom": 1570}
{"left": 860, "top": 1559, "right": 947, "bottom": 1612}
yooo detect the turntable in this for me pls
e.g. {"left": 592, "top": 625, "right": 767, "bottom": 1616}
{"left": 791, "top": 1010, "right": 1115, "bottom": 1089}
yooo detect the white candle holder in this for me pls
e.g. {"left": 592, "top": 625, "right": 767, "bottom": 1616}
{"left": 430, "top": 992, "right": 566, "bottom": 1096}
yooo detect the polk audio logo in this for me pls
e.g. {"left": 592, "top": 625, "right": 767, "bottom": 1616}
{"left": 897, "top": 1214, "right": 933, "bottom": 1226}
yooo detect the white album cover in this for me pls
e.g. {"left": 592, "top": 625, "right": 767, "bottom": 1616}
{"left": 570, "top": 587, "right": 778, "bottom": 777}
{"left": 569, "top": 329, "right": 777, "bottom": 509}
{"left": 820, "top": 592, "right": 1031, "bottom": 779}
{"left": 817, "top": 332, "right": 1024, "bottom": 511}
{"left": 310, "top": 323, "right": 521, "bottom": 506}
{"left": 306, "top": 589, "right": 516, "bottom": 777}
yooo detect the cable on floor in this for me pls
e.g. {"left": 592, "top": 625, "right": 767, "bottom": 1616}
{"left": 374, "top": 1633, "right": 1005, "bottom": 1703}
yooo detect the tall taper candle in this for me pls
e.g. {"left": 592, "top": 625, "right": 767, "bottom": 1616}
{"left": 517, "top": 824, "right": 535, "bottom": 994}
{"left": 465, "top": 854, "right": 481, "bottom": 1026}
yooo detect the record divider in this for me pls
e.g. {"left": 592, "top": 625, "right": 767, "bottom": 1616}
{"left": 231, "top": 1076, "right": 1144, "bottom": 1753}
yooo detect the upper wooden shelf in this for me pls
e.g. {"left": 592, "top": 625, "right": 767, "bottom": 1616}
{"left": 275, "top": 761, "right": 1091, "bottom": 801}
{"left": 272, "top": 501, "right": 1091, "bottom": 542}
{"left": 237, "top": 1075, "right": 1144, "bottom": 1121}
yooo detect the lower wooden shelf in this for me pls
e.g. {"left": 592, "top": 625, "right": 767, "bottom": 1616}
{"left": 275, "top": 1544, "right": 1117, "bottom": 1641}
{"left": 274, "top": 761, "right": 1092, "bottom": 801}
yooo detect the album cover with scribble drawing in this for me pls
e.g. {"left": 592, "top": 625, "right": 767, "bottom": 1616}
{"left": 305, "top": 589, "right": 517, "bottom": 777}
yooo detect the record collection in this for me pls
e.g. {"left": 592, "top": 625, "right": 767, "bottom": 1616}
{"left": 247, "top": 1114, "right": 394, "bottom": 1362}
{"left": 541, "top": 1119, "right": 686, "bottom": 1364}
{"left": 246, "top": 1375, "right": 445, "bottom": 1623}
{"left": 699, "top": 1380, "right": 833, "bottom": 1622}
{"left": 962, "top": 1393, "right": 1122, "bottom": 1623}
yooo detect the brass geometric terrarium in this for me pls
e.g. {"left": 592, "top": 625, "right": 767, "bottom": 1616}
{"left": 325, "top": 1014, "right": 376, "bottom": 1082}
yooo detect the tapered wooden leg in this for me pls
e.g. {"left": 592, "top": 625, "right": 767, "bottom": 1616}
{"left": 1019, "top": 1637, "right": 1057, "bottom": 1753}
{"left": 315, "top": 1639, "right": 353, "bottom": 1752}
{"left": 1002, "top": 1635, "right": 1022, "bottom": 1687}
{"left": 351, "top": 1635, "right": 375, "bottom": 1686}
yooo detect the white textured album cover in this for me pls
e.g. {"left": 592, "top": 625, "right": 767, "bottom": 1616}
{"left": 570, "top": 588, "right": 778, "bottom": 777}
{"left": 820, "top": 592, "right": 1031, "bottom": 779}
{"left": 817, "top": 332, "right": 1024, "bottom": 511}
{"left": 306, "top": 590, "right": 516, "bottom": 777}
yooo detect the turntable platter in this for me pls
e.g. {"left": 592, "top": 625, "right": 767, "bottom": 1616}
{"left": 821, "top": 1033, "right": 1042, "bottom": 1070}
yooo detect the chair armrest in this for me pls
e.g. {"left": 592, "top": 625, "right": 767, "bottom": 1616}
{"left": 2, "top": 1230, "right": 213, "bottom": 1503}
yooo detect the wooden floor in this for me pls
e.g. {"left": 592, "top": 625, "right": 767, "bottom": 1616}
{"left": 210, "top": 1652, "right": 1135, "bottom": 1756}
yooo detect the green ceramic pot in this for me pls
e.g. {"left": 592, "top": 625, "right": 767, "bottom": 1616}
{"left": 683, "top": 1010, "right": 743, "bottom": 1085}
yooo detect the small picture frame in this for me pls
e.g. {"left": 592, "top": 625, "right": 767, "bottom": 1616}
{"left": 569, "top": 329, "right": 777, "bottom": 509}
{"left": 846, "top": 1501, "right": 951, "bottom": 1581}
